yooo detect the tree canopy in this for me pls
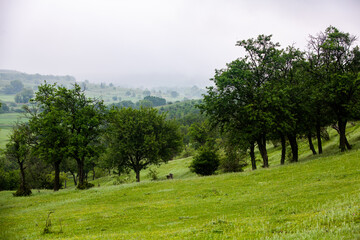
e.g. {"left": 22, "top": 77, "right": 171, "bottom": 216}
{"left": 105, "top": 107, "right": 183, "bottom": 182}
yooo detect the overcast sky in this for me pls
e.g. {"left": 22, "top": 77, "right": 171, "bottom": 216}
{"left": 0, "top": 0, "right": 359, "bottom": 87}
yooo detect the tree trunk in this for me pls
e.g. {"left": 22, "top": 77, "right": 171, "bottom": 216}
{"left": 19, "top": 162, "right": 26, "bottom": 191}
{"left": 307, "top": 132, "right": 317, "bottom": 155}
{"left": 257, "top": 135, "right": 269, "bottom": 168}
{"left": 135, "top": 169, "right": 140, "bottom": 182}
{"left": 338, "top": 119, "right": 349, "bottom": 152}
{"left": 288, "top": 134, "right": 298, "bottom": 162}
{"left": 92, "top": 166, "right": 95, "bottom": 181}
{"left": 316, "top": 123, "right": 322, "bottom": 154}
{"left": 280, "top": 134, "right": 286, "bottom": 165}
{"left": 249, "top": 141, "right": 256, "bottom": 170}
{"left": 77, "top": 159, "right": 85, "bottom": 187}
{"left": 345, "top": 136, "right": 352, "bottom": 150}
{"left": 70, "top": 170, "right": 77, "bottom": 186}
{"left": 54, "top": 161, "right": 60, "bottom": 191}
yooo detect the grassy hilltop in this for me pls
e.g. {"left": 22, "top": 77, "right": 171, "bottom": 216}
{"left": 0, "top": 126, "right": 360, "bottom": 239}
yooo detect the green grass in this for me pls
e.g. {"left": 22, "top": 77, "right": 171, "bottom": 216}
{"left": 1, "top": 130, "right": 360, "bottom": 239}
{"left": 0, "top": 113, "right": 26, "bottom": 148}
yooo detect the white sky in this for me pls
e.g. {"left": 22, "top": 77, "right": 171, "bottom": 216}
{"left": 0, "top": 0, "right": 359, "bottom": 87}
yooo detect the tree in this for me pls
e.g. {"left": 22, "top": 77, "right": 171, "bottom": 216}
{"left": 199, "top": 58, "right": 260, "bottom": 170}
{"left": 307, "top": 26, "right": 360, "bottom": 152}
{"left": 55, "top": 84, "right": 106, "bottom": 188}
{"left": 2, "top": 80, "right": 24, "bottom": 94}
{"left": 28, "top": 83, "right": 69, "bottom": 191}
{"left": 29, "top": 82, "right": 106, "bottom": 189}
{"left": 0, "top": 102, "right": 10, "bottom": 113}
{"left": 143, "top": 96, "right": 166, "bottom": 107}
{"left": 170, "top": 91, "right": 179, "bottom": 98}
{"left": 143, "top": 89, "right": 151, "bottom": 97}
{"left": 5, "top": 123, "right": 33, "bottom": 196}
{"left": 235, "top": 35, "right": 283, "bottom": 167}
{"left": 106, "top": 107, "right": 183, "bottom": 182}
{"left": 15, "top": 88, "right": 34, "bottom": 103}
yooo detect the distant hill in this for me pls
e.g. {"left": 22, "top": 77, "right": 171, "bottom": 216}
{"left": 0, "top": 69, "right": 76, "bottom": 88}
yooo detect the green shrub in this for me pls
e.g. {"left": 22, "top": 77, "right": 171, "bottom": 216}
{"left": 147, "top": 168, "right": 159, "bottom": 181}
{"left": 0, "top": 169, "right": 19, "bottom": 190}
{"left": 13, "top": 186, "right": 32, "bottom": 197}
{"left": 76, "top": 181, "right": 94, "bottom": 190}
{"left": 190, "top": 147, "right": 219, "bottom": 176}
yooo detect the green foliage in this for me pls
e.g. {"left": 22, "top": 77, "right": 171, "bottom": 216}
{"left": 0, "top": 102, "right": 9, "bottom": 113}
{"left": 307, "top": 26, "right": 360, "bottom": 151}
{"left": 2, "top": 80, "right": 24, "bottom": 94}
{"left": 12, "top": 186, "right": 32, "bottom": 197}
{"left": 76, "top": 181, "right": 95, "bottom": 190}
{"left": 28, "top": 82, "right": 107, "bottom": 190}
{"left": 43, "top": 172, "right": 67, "bottom": 189}
{"left": 142, "top": 89, "right": 151, "bottom": 97}
{"left": 5, "top": 123, "right": 34, "bottom": 196}
{"left": 170, "top": 90, "right": 179, "bottom": 98}
{"left": 143, "top": 96, "right": 166, "bottom": 107}
{"left": 14, "top": 88, "right": 34, "bottom": 103}
{"left": 106, "top": 107, "right": 183, "bottom": 182}
{"left": 188, "top": 120, "right": 216, "bottom": 149}
{"left": 0, "top": 168, "right": 19, "bottom": 190}
{"left": 147, "top": 168, "right": 159, "bottom": 181}
{"left": 190, "top": 147, "right": 219, "bottom": 176}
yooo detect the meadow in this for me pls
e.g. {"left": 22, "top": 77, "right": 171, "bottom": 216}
{"left": 0, "top": 113, "right": 25, "bottom": 148}
{"left": 0, "top": 125, "right": 359, "bottom": 239}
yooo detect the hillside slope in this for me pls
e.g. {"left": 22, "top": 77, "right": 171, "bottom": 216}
{"left": 1, "top": 143, "right": 360, "bottom": 239}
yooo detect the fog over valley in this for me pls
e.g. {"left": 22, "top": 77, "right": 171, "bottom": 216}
{"left": 1, "top": 0, "right": 359, "bottom": 87}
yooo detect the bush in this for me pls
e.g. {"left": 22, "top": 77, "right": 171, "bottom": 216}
{"left": 76, "top": 181, "right": 94, "bottom": 190}
{"left": 147, "top": 168, "right": 159, "bottom": 181}
{"left": 0, "top": 169, "right": 19, "bottom": 190}
{"left": 220, "top": 147, "right": 247, "bottom": 173}
{"left": 13, "top": 186, "right": 32, "bottom": 197}
{"left": 43, "top": 172, "right": 67, "bottom": 189}
{"left": 190, "top": 147, "right": 219, "bottom": 176}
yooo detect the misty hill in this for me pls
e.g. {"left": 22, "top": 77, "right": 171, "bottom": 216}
{"left": 0, "top": 69, "right": 76, "bottom": 88}
{"left": 0, "top": 70, "right": 206, "bottom": 108}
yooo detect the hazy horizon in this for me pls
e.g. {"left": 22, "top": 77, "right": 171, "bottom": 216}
{"left": 1, "top": 0, "right": 359, "bottom": 88}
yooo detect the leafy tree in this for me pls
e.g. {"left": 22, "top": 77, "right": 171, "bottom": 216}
{"left": 106, "top": 107, "right": 183, "bottom": 182}
{"left": 307, "top": 26, "right": 360, "bottom": 151}
{"left": 114, "top": 100, "right": 135, "bottom": 108}
{"left": 28, "top": 83, "right": 69, "bottom": 191}
{"left": 5, "top": 123, "right": 33, "bottom": 196}
{"left": 143, "top": 89, "right": 151, "bottom": 97}
{"left": 143, "top": 96, "right": 166, "bottom": 107}
{"left": 136, "top": 99, "right": 153, "bottom": 108}
{"left": 188, "top": 119, "right": 216, "bottom": 150}
{"left": 170, "top": 91, "right": 179, "bottom": 98}
{"left": 0, "top": 102, "right": 10, "bottom": 113}
{"left": 29, "top": 82, "right": 106, "bottom": 189}
{"left": 2, "top": 80, "right": 24, "bottom": 94}
{"left": 15, "top": 88, "right": 34, "bottom": 103}
{"left": 56, "top": 84, "right": 106, "bottom": 188}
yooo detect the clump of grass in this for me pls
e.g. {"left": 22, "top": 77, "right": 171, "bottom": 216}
{"left": 42, "top": 211, "right": 53, "bottom": 234}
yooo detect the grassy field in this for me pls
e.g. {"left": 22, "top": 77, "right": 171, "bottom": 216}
{"left": 0, "top": 113, "right": 26, "bottom": 148}
{"left": 1, "top": 127, "right": 360, "bottom": 239}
